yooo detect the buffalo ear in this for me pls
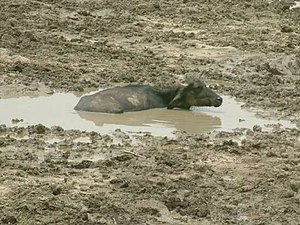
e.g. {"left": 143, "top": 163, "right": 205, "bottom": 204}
{"left": 167, "top": 96, "right": 181, "bottom": 109}
{"left": 167, "top": 88, "right": 185, "bottom": 109}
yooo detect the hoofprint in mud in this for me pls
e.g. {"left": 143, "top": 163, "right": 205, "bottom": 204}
{"left": 0, "top": 0, "right": 300, "bottom": 225}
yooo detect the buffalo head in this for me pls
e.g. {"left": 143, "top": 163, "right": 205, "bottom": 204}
{"left": 167, "top": 80, "right": 223, "bottom": 109}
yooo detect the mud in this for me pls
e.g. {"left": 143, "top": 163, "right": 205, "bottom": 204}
{"left": 0, "top": 0, "right": 300, "bottom": 224}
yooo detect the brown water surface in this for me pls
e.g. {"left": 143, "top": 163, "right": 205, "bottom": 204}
{"left": 0, "top": 93, "right": 295, "bottom": 137}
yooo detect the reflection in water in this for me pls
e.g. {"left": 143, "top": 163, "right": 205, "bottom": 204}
{"left": 0, "top": 93, "right": 296, "bottom": 137}
{"left": 77, "top": 109, "right": 221, "bottom": 134}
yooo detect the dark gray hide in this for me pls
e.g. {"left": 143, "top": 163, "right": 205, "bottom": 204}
{"left": 74, "top": 80, "right": 223, "bottom": 113}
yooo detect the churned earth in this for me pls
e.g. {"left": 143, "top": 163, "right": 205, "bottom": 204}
{"left": 0, "top": 0, "right": 300, "bottom": 224}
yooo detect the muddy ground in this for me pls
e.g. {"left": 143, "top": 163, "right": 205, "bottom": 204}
{"left": 0, "top": 0, "right": 300, "bottom": 224}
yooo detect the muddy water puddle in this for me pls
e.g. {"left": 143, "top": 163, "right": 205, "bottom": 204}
{"left": 0, "top": 93, "right": 296, "bottom": 137}
{"left": 290, "top": 1, "right": 300, "bottom": 9}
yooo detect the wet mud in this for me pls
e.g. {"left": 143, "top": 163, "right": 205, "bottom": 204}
{"left": 0, "top": 0, "right": 300, "bottom": 224}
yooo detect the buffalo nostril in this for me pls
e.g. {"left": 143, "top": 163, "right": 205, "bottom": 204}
{"left": 216, "top": 96, "right": 223, "bottom": 102}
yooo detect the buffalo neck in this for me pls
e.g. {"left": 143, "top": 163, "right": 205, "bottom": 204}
{"left": 158, "top": 87, "right": 179, "bottom": 105}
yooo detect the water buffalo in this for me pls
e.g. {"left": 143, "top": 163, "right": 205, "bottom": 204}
{"left": 74, "top": 80, "right": 223, "bottom": 113}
